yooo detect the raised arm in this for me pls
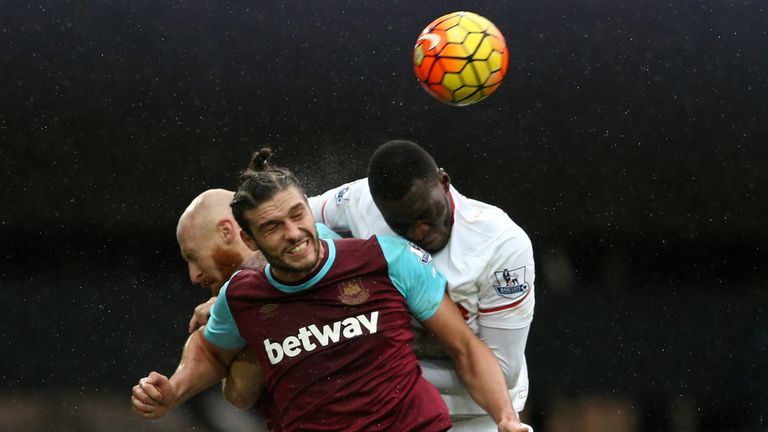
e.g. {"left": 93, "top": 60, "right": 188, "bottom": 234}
{"left": 422, "top": 294, "right": 527, "bottom": 432}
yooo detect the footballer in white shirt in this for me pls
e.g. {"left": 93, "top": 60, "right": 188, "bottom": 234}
{"left": 308, "top": 140, "right": 535, "bottom": 432}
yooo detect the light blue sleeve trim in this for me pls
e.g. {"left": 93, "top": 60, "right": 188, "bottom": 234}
{"left": 315, "top": 222, "right": 342, "bottom": 240}
{"left": 204, "top": 277, "right": 247, "bottom": 349}
{"left": 265, "top": 239, "right": 336, "bottom": 293}
{"left": 376, "top": 235, "right": 446, "bottom": 321}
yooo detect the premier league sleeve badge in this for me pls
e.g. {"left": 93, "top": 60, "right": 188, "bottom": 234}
{"left": 493, "top": 267, "right": 530, "bottom": 300}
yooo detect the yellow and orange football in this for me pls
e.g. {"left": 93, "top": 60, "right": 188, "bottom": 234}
{"left": 413, "top": 11, "right": 508, "bottom": 106}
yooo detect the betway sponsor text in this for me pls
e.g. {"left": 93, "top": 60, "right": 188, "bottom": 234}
{"left": 264, "top": 311, "right": 380, "bottom": 364}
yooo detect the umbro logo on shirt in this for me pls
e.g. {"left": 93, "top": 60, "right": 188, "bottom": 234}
{"left": 263, "top": 311, "right": 380, "bottom": 365}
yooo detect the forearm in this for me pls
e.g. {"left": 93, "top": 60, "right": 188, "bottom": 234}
{"left": 169, "top": 329, "right": 230, "bottom": 405}
{"left": 451, "top": 337, "right": 519, "bottom": 425}
{"left": 222, "top": 345, "right": 264, "bottom": 409}
{"left": 425, "top": 295, "right": 521, "bottom": 425}
{"left": 421, "top": 327, "right": 528, "bottom": 395}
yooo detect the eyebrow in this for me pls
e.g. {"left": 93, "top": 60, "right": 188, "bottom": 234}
{"left": 288, "top": 202, "right": 306, "bottom": 214}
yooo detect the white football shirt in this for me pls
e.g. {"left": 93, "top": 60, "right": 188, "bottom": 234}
{"left": 309, "top": 178, "right": 535, "bottom": 414}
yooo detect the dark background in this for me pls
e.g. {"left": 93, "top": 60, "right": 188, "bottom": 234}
{"left": 2, "top": 0, "right": 766, "bottom": 430}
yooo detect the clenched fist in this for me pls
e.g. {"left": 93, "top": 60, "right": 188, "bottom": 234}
{"left": 131, "top": 371, "right": 179, "bottom": 419}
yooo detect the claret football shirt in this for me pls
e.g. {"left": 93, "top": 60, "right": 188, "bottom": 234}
{"left": 205, "top": 236, "right": 453, "bottom": 432}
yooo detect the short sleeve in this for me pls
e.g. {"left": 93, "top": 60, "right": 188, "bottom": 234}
{"left": 307, "top": 180, "right": 362, "bottom": 230}
{"left": 315, "top": 222, "right": 342, "bottom": 240}
{"left": 376, "top": 235, "right": 446, "bottom": 321}
{"left": 204, "top": 279, "right": 247, "bottom": 349}
{"left": 477, "top": 229, "right": 535, "bottom": 330}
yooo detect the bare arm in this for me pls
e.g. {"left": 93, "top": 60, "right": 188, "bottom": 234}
{"left": 188, "top": 296, "right": 217, "bottom": 333}
{"left": 422, "top": 294, "right": 525, "bottom": 431}
{"left": 222, "top": 345, "right": 264, "bottom": 409}
{"left": 131, "top": 328, "right": 241, "bottom": 419}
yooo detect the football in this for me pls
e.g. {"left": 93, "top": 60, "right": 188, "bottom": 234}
{"left": 413, "top": 11, "right": 509, "bottom": 106}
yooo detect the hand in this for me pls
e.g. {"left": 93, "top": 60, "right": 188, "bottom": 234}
{"left": 498, "top": 420, "right": 534, "bottom": 432}
{"left": 131, "top": 371, "right": 179, "bottom": 419}
{"left": 188, "top": 296, "right": 216, "bottom": 333}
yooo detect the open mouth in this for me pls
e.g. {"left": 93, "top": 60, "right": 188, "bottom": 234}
{"left": 286, "top": 239, "right": 310, "bottom": 255}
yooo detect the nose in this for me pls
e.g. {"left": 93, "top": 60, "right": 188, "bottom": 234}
{"left": 283, "top": 219, "right": 302, "bottom": 240}
{"left": 188, "top": 262, "right": 204, "bottom": 285}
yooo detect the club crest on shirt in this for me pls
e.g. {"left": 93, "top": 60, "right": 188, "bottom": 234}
{"left": 259, "top": 303, "right": 280, "bottom": 319}
{"left": 493, "top": 267, "right": 530, "bottom": 300}
{"left": 338, "top": 278, "right": 370, "bottom": 305}
{"left": 408, "top": 242, "right": 432, "bottom": 264}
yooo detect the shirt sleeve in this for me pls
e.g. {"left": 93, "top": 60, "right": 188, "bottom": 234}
{"left": 478, "top": 325, "right": 530, "bottom": 397}
{"left": 203, "top": 279, "right": 247, "bottom": 350}
{"left": 470, "top": 228, "right": 535, "bottom": 411}
{"left": 315, "top": 222, "right": 342, "bottom": 240}
{"left": 477, "top": 228, "right": 536, "bottom": 330}
{"left": 375, "top": 235, "right": 446, "bottom": 321}
{"left": 307, "top": 179, "right": 365, "bottom": 232}
{"left": 421, "top": 325, "right": 531, "bottom": 412}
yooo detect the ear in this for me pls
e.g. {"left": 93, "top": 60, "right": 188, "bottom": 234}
{"left": 437, "top": 168, "right": 451, "bottom": 192}
{"left": 217, "top": 218, "right": 237, "bottom": 244}
{"left": 239, "top": 229, "right": 260, "bottom": 252}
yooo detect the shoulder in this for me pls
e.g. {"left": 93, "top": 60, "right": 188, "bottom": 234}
{"left": 332, "top": 235, "right": 382, "bottom": 249}
{"left": 225, "top": 269, "right": 266, "bottom": 298}
{"left": 237, "top": 252, "right": 268, "bottom": 271}
{"left": 450, "top": 188, "right": 531, "bottom": 254}
{"left": 375, "top": 235, "right": 434, "bottom": 268}
{"left": 315, "top": 222, "right": 342, "bottom": 239}
{"left": 325, "top": 178, "right": 372, "bottom": 204}
{"left": 328, "top": 236, "right": 388, "bottom": 263}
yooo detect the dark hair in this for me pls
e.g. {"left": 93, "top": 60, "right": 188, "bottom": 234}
{"left": 231, "top": 148, "right": 304, "bottom": 236}
{"left": 368, "top": 140, "right": 438, "bottom": 202}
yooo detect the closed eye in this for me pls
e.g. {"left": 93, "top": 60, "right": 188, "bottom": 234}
{"left": 261, "top": 222, "right": 279, "bottom": 233}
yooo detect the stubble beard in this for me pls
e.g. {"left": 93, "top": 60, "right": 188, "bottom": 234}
{"left": 263, "top": 235, "right": 321, "bottom": 276}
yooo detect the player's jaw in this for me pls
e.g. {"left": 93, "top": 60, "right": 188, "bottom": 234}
{"left": 416, "top": 229, "right": 450, "bottom": 253}
{"left": 268, "top": 231, "right": 321, "bottom": 278}
{"left": 191, "top": 262, "right": 225, "bottom": 295}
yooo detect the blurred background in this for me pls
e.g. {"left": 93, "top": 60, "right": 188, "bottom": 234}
{"left": 2, "top": 0, "right": 766, "bottom": 431}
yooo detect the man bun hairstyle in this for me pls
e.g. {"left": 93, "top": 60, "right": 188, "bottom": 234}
{"left": 368, "top": 140, "right": 438, "bottom": 202}
{"left": 231, "top": 147, "right": 304, "bottom": 236}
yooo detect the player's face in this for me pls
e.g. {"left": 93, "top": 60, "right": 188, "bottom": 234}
{"left": 377, "top": 175, "right": 453, "bottom": 253}
{"left": 179, "top": 233, "right": 241, "bottom": 296}
{"left": 242, "top": 186, "right": 322, "bottom": 283}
